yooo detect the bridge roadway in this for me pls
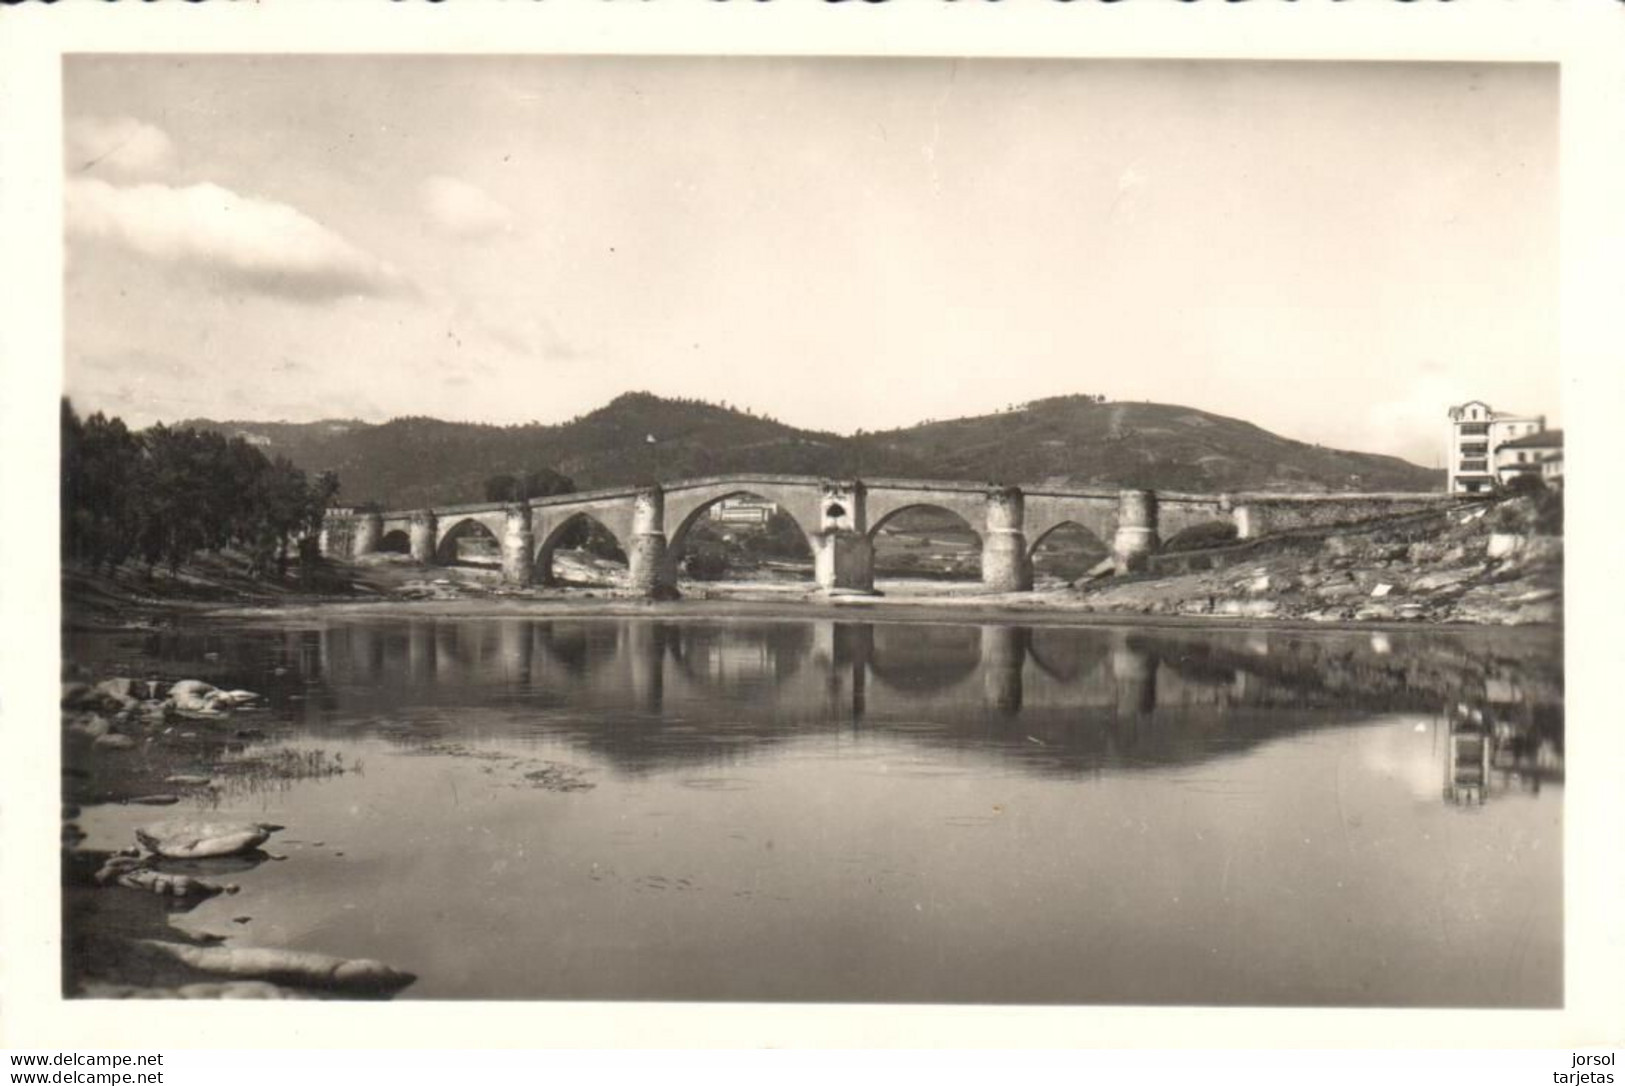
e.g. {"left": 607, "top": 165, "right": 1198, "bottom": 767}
{"left": 320, "top": 473, "right": 1459, "bottom": 596}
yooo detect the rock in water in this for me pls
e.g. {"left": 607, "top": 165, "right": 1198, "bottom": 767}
{"left": 169, "top": 680, "right": 228, "bottom": 713}
{"left": 95, "top": 857, "right": 228, "bottom": 899}
{"left": 135, "top": 941, "right": 417, "bottom": 993}
{"left": 135, "top": 820, "right": 284, "bottom": 859}
{"left": 215, "top": 690, "right": 260, "bottom": 706}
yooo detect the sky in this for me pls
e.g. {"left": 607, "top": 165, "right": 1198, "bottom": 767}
{"left": 63, "top": 56, "right": 1558, "bottom": 467}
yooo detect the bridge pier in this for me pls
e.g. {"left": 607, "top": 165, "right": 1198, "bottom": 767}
{"left": 628, "top": 485, "right": 679, "bottom": 600}
{"left": 1111, "top": 634, "right": 1158, "bottom": 717}
{"left": 980, "top": 624, "right": 1028, "bottom": 715}
{"left": 407, "top": 620, "right": 435, "bottom": 681}
{"left": 500, "top": 503, "right": 534, "bottom": 586}
{"left": 409, "top": 510, "right": 438, "bottom": 564}
{"left": 982, "top": 486, "right": 1034, "bottom": 592}
{"left": 352, "top": 510, "right": 384, "bottom": 558}
{"left": 814, "top": 480, "right": 877, "bottom": 594}
{"left": 1112, "top": 489, "right": 1159, "bottom": 573}
{"left": 625, "top": 620, "right": 667, "bottom": 712}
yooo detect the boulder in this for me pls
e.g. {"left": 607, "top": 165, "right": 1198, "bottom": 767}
{"left": 1413, "top": 568, "right": 1476, "bottom": 593}
{"left": 169, "top": 680, "right": 225, "bottom": 713}
{"left": 95, "top": 857, "right": 228, "bottom": 899}
{"left": 94, "top": 733, "right": 137, "bottom": 751}
{"left": 61, "top": 682, "right": 96, "bottom": 708}
{"left": 1486, "top": 533, "right": 1525, "bottom": 560}
{"left": 66, "top": 713, "right": 112, "bottom": 740}
{"left": 134, "top": 941, "right": 417, "bottom": 993}
{"left": 135, "top": 819, "right": 283, "bottom": 859}
{"left": 1215, "top": 598, "right": 1279, "bottom": 617}
{"left": 95, "top": 678, "right": 142, "bottom": 705}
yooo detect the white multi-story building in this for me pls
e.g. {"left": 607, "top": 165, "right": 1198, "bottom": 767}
{"left": 1494, "top": 429, "right": 1564, "bottom": 489}
{"left": 1446, "top": 401, "right": 1546, "bottom": 494}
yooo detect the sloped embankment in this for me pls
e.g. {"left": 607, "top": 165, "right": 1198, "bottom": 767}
{"left": 1076, "top": 493, "right": 1562, "bottom": 626}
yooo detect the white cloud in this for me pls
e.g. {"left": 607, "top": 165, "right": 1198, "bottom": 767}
{"left": 66, "top": 116, "right": 176, "bottom": 178}
{"left": 66, "top": 177, "right": 412, "bottom": 303}
{"left": 420, "top": 175, "right": 514, "bottom": 239}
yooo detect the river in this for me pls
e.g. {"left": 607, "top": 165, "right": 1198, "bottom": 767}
{"left": 68, "top": 615, "right": 1563, "bottom": 1006}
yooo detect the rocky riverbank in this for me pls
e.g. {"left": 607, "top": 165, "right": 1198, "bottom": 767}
{"left": 1073, "top": 492, "right": 1562, "bottom": 627}
{"left": 61, "top": 677, "right": 417, "bottom": 999}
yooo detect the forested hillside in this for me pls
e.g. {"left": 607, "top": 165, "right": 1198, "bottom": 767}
{"left": 179, "top": 392, "right": 1442, "bottom": 508}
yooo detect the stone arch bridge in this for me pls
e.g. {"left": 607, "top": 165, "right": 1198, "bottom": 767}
{"left": 322, "top": 474, "right": 1458, "bottom": 597}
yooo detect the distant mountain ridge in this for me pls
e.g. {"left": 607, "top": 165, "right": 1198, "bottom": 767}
{"left": 176, "top": 392, "right": 1443, "bottom": 509}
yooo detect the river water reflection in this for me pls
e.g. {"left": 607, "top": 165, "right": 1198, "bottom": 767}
{"left": 71, "top": 616, "right": 1563, "bottom": 1006}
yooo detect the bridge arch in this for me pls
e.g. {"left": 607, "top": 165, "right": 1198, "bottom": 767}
{"left": 665, "top": 488, "right": 816, "bottom": 582}
{"left": 867, "top": 622, "right": 983, "bottom": 695}
{"left": 534, "top": 512, "right": 629, "bottom": 586}
{"left": 1027, "top": 626, "right": 1112, "bottom": 685}
{"left": 532, "top": 620, "right": 624, "bottom": 678}
{"left": 1027, "top": 520, "right": 1110, "bottom": 582}
{"left": 868, "top": 503, "right": 982, "bottom": 582}
{"left": 665, "top": 621, "right": 812, "bottom": 688}
{"left": 1155, "top": 498, "right": 1232, "bottom": 545}
{"left": 434, "top": 516, "right": 503, "bottom": 567}
{"left": 377, "top": 528, "right": 411, "bottom": 555}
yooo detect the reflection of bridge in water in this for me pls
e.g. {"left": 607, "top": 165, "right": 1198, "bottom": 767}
{"left": 305, "top": 618, "right": 1162, "bottom": 722}
{"left": 266, "top": 618, "right": 1561, "bottom": 798}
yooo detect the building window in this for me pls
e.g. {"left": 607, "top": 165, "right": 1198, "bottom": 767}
{"left": 1459, "top": 442, "right": 1488, "bottom": 455}
{"left": 1459, "top": 459, "right": 1487, "bottom": 472}
{"left": 1459, "top": 423, "right": 1489, "bottom": 436}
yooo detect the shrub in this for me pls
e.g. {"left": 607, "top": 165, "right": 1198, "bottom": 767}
{"left": 1502, "top": 474, "right": 1546, "bottom": 498}
{"left": 1532, "top": 489, "right": 1564, "bottom": 535}
{"left": 683, "top": 550, "right": 731, "bottom": 581}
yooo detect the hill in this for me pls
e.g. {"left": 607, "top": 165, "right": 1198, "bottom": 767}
{"left": 177, "top": 392, "right": 1442, "bottom": 508}
{"left": 865, "top": 395, "right": 1438, "bottom": 494}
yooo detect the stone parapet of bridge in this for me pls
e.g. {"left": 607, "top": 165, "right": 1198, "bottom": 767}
{"left": 324, "top": 475, "right": 1464, "bottom": 597}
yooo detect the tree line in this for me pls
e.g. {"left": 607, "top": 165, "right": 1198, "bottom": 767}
{"left": 61, "top": 399, "right": 341, "bottom": 578}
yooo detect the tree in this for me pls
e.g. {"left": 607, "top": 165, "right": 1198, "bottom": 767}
{"left": 483, "top": 474, "right": 520, "bottom": 502}
{"left": 484, "top": 468, "right": 575, "bottom": 503}
{"left": 60, "top": 399, "right": 345, "bottom": 581}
